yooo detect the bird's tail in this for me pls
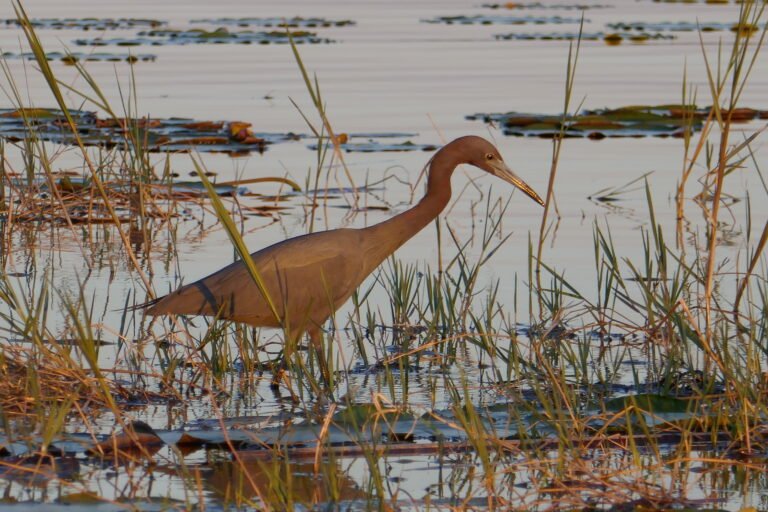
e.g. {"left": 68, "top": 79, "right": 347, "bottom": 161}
{"left": 125, "top": 296, "right": 163, "bottom": 313}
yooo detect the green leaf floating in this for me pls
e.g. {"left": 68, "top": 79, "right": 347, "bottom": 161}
{"left": 604, "top": 393, "right": 690, "bottom": 414}
{"left": 467, "top": 104, "right": 768, "bottom": 139}
{"left": 0, "top": 108, "right": 299, "bottom": 155}
{"left": 75, "top": 28, "right": 332, "bottom": 46}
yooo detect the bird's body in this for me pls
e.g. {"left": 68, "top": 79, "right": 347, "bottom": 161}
{"left": 146, "top": 136, "right": 543, "bottom": 347}
{"left": 147, "top": 227, "right": 389, "bottom": 336}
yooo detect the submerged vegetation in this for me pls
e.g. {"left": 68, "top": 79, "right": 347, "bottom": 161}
{"left": 0, "top": 0, "right": 767, "bottom": 510}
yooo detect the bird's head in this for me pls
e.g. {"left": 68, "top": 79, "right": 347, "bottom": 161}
{"left": 462, "top": 136, "right": 544, "bottom": 206}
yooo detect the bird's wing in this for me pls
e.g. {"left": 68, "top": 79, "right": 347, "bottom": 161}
{"left": 147, "top": 229, "right": 367, "bottom": 328}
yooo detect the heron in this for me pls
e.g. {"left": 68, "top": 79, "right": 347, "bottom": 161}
{"left": 145, "top": 136, "right": 544, "bottom": 381}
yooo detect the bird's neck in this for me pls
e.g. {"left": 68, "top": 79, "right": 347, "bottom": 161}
{"left": 362, "top": 145, "right": 462, "bottom": 259}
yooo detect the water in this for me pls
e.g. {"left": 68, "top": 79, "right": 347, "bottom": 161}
{"left": 0, "top": 0, "right": 767, "bottom": 509}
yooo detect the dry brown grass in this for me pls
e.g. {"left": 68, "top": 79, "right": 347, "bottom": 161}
{"left": 0, "top": 343, "right": 169, "bottom": 417}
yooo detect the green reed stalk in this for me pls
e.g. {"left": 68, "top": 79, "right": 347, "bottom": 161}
{"left": 535, "top": 17, "right": 583, "bottom": 319}
{"left": 286, "top": 28, "right": 359, "bottom": 217}
{"left": 12, "top": 2, "right": 154, "bottom": 294}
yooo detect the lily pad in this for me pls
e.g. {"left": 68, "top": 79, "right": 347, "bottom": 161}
{"left": 75, "top": 28, "right": 331, "bottom": 46}
{"left": 467, "top": 105, "right": 768, "bottom": 139}
{"left": 190, "top": 17, "right": 355, "bottom": 28}
{"left": 604, "top": 393, "right": 691, "bottom": 414}
{"left": 1, "top": 51, "right": 156, "bottom": 63}
{"left": 422, "top": 15, "right": 586, "bottom": 25}
{"left": 40, "top": 176, "right": 249, "bottom": 198}
{"left": 8, "top": 337, "right": 115, "bottom": 346}
{"left": 315, "top": 141, "right": 438, "bottom": 153}
{"left": 0, "top": 108, "right": 300, "bottom": 155}
{"left": 651, "top": 0, "right": 731, "bottom": 3}
{"left": 1, "top": 17, "right": 165, "bottom": 30}
{"left": 482, "top": 2, "right": 611, "bottom": 9}
{"left": 495, "top": 31, "right": 674, "bottom": 42}
{"left": 607, "top": 21, "right": 764, "bottom": 34}
{"left": 149, "top": 181, "right": 247, "bottom": 197}
{"left": 333, "top": 403, "right": 415, "bottom": 427}
{"left": 305, "top": 132, "right": 433, "bottom": 153}
{"left": 307, "top": 137, "right": 437, "bottom": 153}
{"left": 0, "top": 454, "right": 80, "bottom": 484}
{"left": 600, "top": 393, "right": 698, "bottom": 428}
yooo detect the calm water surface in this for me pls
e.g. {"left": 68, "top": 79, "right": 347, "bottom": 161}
{"left": 0, "top": 0, "right": 766, "bottom": 509}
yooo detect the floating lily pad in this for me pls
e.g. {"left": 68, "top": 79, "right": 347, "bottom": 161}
{"left": 307, "top": 134, "right": 436, "bottom": 153}
{"left": 0, "top": 454, "right": 81, "bottom": 484}
{"left": 330, "top": 142, "right": 438, "bottom": 153}
{"left": 605, "top": 393, "right": 691, "bottom": 413}
{"left": 1, "top": 17, "right": 165, "bottom": 30}
{"left": 9, "top": 337, "right": 115, "bottom": 346}
{"left": 607, "top": 21, "right": 764, "bottom": 34}
{"left": 74, "top": 28, "right": 330, "bottom": 46}
{"left": 190, "top": 17, "right": 355, "bottom": 28}
{"left": 422, "top": 15, "right": 586, "bottom": 25}
{"left": 495, "top": 31, "right": 674, "bottom": 42}
{"left": 0, "top": 108, "right": 300, "bottom": 155}
{"left": 467, "top": 105, "right": 768, "bottom": 139}
{"left": 651, "top": 0, "right": 731, "bottom": 3}
{"left": 149, "top": 181, "right": 247, "bottom": 197}
{"left": 1, "top": 51, "right": 156, "bottom": 63}
{"left": 601, "top": 394, "right": 698, "bottom": 428}
{"left": 41, "top": 177, "right": 249, "bottom": 198}
{"left": 333, "top": 403, "right": 415, "bottom": 426}
{"left": 482, "top": 2, "right": 611, "bottom": 9}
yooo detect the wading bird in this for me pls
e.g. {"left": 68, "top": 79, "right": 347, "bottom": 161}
{"left": 145, "top": 136, "right": 543, "bottom": 380}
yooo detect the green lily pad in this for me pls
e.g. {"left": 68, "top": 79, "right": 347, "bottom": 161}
{"left": 333, "top": 404, "right": 414, "bottom": 427}
{"left": 75, "top": 28, "right": 331, "bottom": 46}
{"left": 189, "top": 17, "right": 355, "bottom": 28}
{"left": 1, "top": 17, "right": 165, "bottom": 30}
{"left": 0, "top": 108, "right": 61, "bottom": 119}
{"left": 604, "top": 393, "right": 690, "bottom": 413}
{"left": 651, "top": 0, "right": 731, "bottom": 3}
{"left": 306, "top": 133, "right": 435, "bottom": 152}
{"left": 0, "top": 108, "right": 300, "bottom": 156}
{"left": 1, "top": 51, "right": 156, "bottom": 63}
{"left": 57, "top": 492, "right": 105, "bottom": 504}
{"left": 309, "top": 141, "right": 438, "bottom": 153}
{"left": 482, "top": 2, "right": 611, "bottom": 9}
{"left": 495, "top": 31, "right": 674, "bottom": 42}
{"left": 467, "top": 104, "right": 768, "bottom": 139}
{"left": 607, "top": 21, "right": 764, "bottom": 34}
{"left": 422, "top": 14, "right": 586, "bottom": 25}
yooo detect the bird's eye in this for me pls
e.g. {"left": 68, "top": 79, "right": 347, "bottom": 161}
{"left": 485, "top": 153, "right": 494, "bottom": 160}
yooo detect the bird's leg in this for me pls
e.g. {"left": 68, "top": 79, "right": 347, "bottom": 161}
{"left": 308, "top": 327, "right": 332, "bottom": 388}
{"left": 268, "top": 367, "right": 298, "bottom": 403}
{"left": 270, "top": 328, "right": 302, "bottom": 395}
{"left": 269, "top": 356, "right": 290, "bottom": 391}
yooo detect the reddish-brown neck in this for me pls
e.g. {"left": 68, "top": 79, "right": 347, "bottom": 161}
{"left": 362, "top": 142, "right": 465, "bottom": 260}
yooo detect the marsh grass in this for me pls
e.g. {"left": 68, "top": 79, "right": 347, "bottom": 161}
{"left": 0, "top": 0, "right": 766, "bottom": 509}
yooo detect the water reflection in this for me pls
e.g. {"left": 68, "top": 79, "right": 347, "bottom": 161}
{"left": 204, "top": 454, "right": 368, "bottom": 509}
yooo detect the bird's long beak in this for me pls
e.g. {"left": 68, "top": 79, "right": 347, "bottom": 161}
{"left": 491, "top": 160, "right": 545, "bottom": 206}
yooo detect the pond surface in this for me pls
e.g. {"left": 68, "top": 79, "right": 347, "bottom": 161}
{"left": 0, "top": 0, "right": 767, "bottom": 510}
